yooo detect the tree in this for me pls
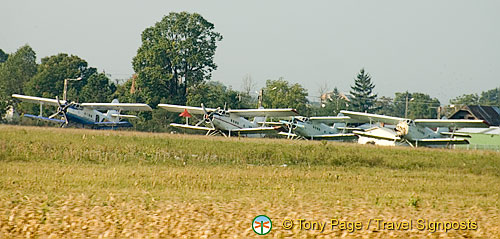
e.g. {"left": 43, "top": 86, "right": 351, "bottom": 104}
{"left": 187, "top": 81, "right": 252, "bottom": 109}
{"left": 24, "top": 53, "right": 96, "bottom": 101}
{"left": 479, "top": 87, "right": 500, "bottom": 107}
{"left": 0, "top": 49, "right": 8, "bottom": 63}
{"left": 262, "top": 77, "right": 309, "bottom": 114}
{"left": 374, "top": 96, "right": 395, "bottom": 116}
{"left": 79, "top": 73, "right": 116, "bottom": 103}
{"left": 0, "top": 45, "right": 37, "bottom": 116}
{"left": 450, "top": 93, "right": 480, "bottom": 106}
{"left": 349, "top": 68, "right": 377, "bottom": 113}
{"left": 392, "top": 92, "right": 440, "bottom": 119}
{"left": 313, "top": 87, "right": 349, "bottom": 116}
{"left": 241, "top": 73, "right": 256, "bottom": 95}
{"left": 132, "top": 12, "right": 223, "bottom": 107}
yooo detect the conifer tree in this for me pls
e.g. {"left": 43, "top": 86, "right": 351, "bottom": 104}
{"left": 349, "top": 68, "right": 377, "bottom": 112}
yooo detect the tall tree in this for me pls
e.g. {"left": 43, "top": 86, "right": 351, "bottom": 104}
{"left": 313, "top": 87, "right": 349, "bottom": 116}
{"left": 479, "top": 87, "right": 500, "bottom": 107}
{"left": 24, "top": 53, "right": 96, "bottom": 101}
{"left": 0, "top": 45, "right": 37, "bottom": 116}
{"left": 0, "top": 49, "right": 8, "bottom": 63}
{"left": 79, "top": 73, "right": 116, "bottom": 103}
{"left": 187, "top": 81, "right": 251, "bottom": 109}
{"left": 349, "top": 68, "right": 377, "bottom": 113}
{"left": 262, "top": 77, "right": 309, "bottom": 114}
{"left": 392, "top": 92, "right": 440, "bottom": 119}
{"left": 374, "top": 96, "right": 395, "bottom": 116}
{"left": 450, "top": 93, "right": 480, "bottom": 106}
{"left": 132, "top": 12, "right": 223, "bottom": 107}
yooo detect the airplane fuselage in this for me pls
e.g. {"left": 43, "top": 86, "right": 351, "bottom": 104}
{"left": 64, "top": 106, "right": 127, "bottom": 127}
{"left": 66, "top": 107, "right": 107, "bottom": 125}
{"left": 212, "top": 114, "right": 257, "bottom": 132}
{"left": 294, "top": 121, "right": 340, "bottom": 139}
{"left": 397, "top": 121, "right": 443, "bottom": 141}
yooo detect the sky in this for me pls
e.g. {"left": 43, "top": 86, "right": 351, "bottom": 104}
{"left": 2, "top": 0, "right": 499, "bottom": 104}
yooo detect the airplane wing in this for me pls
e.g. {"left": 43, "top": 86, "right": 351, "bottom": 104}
{"left": 256, "top": 121, "right": 285, "bottom": 126}
{"left": 307, "top": 133, "right": 358, "bottom": 140}
{"left": 12, "top": 94, "right": 67, "bottom": 106}
{"left": 439, "top": 132, "right": 472, "bottom": 138}
{"left": 340, "top": 110, "right": 405, "bottom": 125}
{"left": 80, "top": 103, "right": 152, "bottom": 111}
{"left": 414, "top": 119, "right": 489, "bottom": 128}
{"left": 337, "top": 126, "right": 363, "bottom": 131}
{"left": 352, "top": 130, "right": 401, "bottom": 141}
{"left": 308, "top": 116, "right": 352, "bottom": 124}
{"left": 227, "top": 108, "right": 299, "bottom": 117}
{"left": 158, "top": 104, "right": 217, "bottom": 115}
{"left": 170, "top": 123, "right": 215, "bottom": 131}
{"left": 23, "top": 114, "right": 66, "bottom": 124}
{"left": 278, "top": 132, "right": 298, "bottom": 138}
{"left": 229, "top": 126, "right": 280, "bottom": 134}
{"left": 93, "top": 121, "right": 133, "bottom": 127}
{"left": 414, "top": 138, "right": 470, "bottom": 146}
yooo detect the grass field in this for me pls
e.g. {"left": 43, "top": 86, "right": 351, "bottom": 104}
{"left": 0, "top": 125, "right": 499, "bottom": 238}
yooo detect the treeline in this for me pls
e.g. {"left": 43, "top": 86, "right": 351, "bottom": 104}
{"left": 1, "top": 12, "right": 499, "bottom": 132}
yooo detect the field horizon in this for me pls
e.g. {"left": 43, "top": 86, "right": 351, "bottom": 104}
{"left": 1, "top": 125, "right": 499, "bottom": 238}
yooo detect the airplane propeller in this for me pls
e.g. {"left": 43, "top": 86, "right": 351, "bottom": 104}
{"left": 48, "top": 96, "right": 72, "bottom": 127}
{"left": 195, "top": 103, "right": 216, "bottom": 129}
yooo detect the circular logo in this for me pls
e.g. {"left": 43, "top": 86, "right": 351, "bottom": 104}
{"left": 252, "top": 215, "right": 272, "bottom": 235}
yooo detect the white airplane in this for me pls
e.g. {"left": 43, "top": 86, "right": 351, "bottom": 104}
{"left": 12, "top": 94, "right": 152, "bottom": 128}
{"left": 340, "top": 110, "right": 489, "bottom": 147}
{"left": 158, "top": 103, "right": 299, "bottom": 137}
{"left": 277, "top": 115, "right": 367, "bottom": 140}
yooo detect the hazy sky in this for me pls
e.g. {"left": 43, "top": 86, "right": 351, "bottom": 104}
{"left": 2, "top": 0, "right": 499, "bottom": 104}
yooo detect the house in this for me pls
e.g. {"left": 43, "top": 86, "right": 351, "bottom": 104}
{"left": 449, "top": 105, "right": 500, "bottom": 126}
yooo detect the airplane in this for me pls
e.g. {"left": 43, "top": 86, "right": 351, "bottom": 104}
{"left": 158, "top": 103, "right": 299, "bottom": 137}
{"left": 340, "top": 110, "right": 489, "bottom": 147}
{"left": 12, "top": 94, "right": 152, "bottom": 128}
{"left": 277, "top": 115, "right": 368, "bottom": 141}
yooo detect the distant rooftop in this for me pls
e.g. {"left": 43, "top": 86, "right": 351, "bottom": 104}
{"left": 449, "top": 105, "right": 500, "bottom": 126}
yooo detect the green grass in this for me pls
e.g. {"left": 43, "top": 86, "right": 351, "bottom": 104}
{"left": 0, "top": 125, "right": 499, "bottom": 238}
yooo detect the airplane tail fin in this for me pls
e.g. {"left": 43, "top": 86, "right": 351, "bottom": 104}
{"left": 334, "top": 112, "right": 346, "bottom": 129}
{"left": 253, "top": 106, "right": 266, "bottom": 126}
{"left": 436, "top": 116, "right": 449, "bottom": 134}
{"left": 107, "top": 99, "right": 120, "bottom": 122}
{"left": 253, "top": 116, "right": 266, "bottom": 126}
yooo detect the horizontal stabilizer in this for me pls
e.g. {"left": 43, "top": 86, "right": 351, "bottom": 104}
{"left": 110, "top": 113, "right": 138, "bottom": 119}
{"left": 336, "top": 126, "right": 362, "bottom": 131}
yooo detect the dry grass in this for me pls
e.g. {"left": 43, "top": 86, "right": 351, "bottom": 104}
{"left": 0, "top": 125, "right": 499, "bottom": 238}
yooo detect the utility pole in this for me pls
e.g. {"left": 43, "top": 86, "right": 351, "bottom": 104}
{"left": 258, "top": 89, "right": 263, "bottom": 108}
{"left": 405, "top": 92, "right": 409, "bottom": 118}
{"left": 63, "top": 77, "right": 82, "bottom": 102}
{"left": 404, "top": 91, "right": 414, "bottom": 118}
